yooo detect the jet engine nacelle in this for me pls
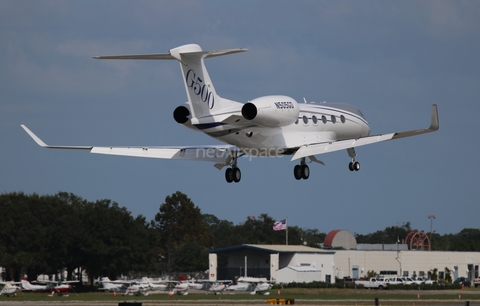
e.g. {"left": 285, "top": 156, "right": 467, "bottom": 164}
{"left": 173, "top": 105, "right": 190, "bottom": 124}
{"left": 241, "top": 95, "right": 300, "bottom": 127}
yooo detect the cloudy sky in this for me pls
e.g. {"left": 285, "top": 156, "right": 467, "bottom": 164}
{"left": 2, "top": 1, "right": 479, "bottom": 236}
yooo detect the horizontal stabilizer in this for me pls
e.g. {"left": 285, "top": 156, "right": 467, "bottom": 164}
{"left": 93, "top": 46, "right": 247, "bottom": 61}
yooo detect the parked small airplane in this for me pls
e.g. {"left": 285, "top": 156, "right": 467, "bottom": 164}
{"left": 0, "top": 282, "right": 21, "bottom": 296}
{"left": 21, "top": 278, "right": 78, "bottom": 294}
{"left": 21, "top": 44, "right": 439, "bottom": 183}
{"left": 97, "top": 277, "right": 125, "bottom": 293}
{"left": 173, "top": 281, "right": 190, "bottom": 296}
{"left": 206, "top": 280, "right": 232, "bottom": 294}
{"left": 139, "top": 277, "right": 167, "bottom": 291}
{"left": 123, "top": 282, "right": 150, "bottom": 296}
{"left": 98, "top": 277, "right": 167, "bottom": 296}
{"left": 227, "top": 277, "right": 272, "bottom": 295}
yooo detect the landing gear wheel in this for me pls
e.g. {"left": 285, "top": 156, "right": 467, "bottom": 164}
{"left": 353, "top": 161, "right": 360, "bottom": 171}
{"left": 233, "top": 167, "right": 241, "bottom": 183}
{"left": 225, "top": 167, "right": 241, "bottom": 183}
{"left": 349, "top": 162, "right": 354, "bottom": 171}
{"left": 225, "top": 168, "right": 234, "bottom": 183}
{"left": 301, "top": 164, "right": 310, "bottom": 179}
{"left": 349, "top": 161, "right": 361, "bottom": 171}
{"left": 294, "top": 165, "right": 302, "bottom": 180}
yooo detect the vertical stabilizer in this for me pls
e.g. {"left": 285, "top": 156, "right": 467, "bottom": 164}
{"left": 169, "top": 44, "right": 247, "bottom": 118}
{"left": 170, "top": 45, "right": 215, "bottom": 117}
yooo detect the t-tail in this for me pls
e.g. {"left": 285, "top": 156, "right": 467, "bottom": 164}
{"left": 93, "top": 44, "right": 247, "bottom": 119}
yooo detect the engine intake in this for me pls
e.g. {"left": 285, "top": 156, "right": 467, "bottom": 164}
{"left": 173, "top": 106, "right": 190, "bottom": 124}
{"left": 241, "top": 95, "right": 299, "bottom": 127}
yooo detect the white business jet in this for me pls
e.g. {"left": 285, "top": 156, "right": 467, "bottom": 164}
{"left": 21, "top": 44, "right": 439, "bottom": 183}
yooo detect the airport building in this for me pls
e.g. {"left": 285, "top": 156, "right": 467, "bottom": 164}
{"left": 208, "top": 244, "right": 335, "bottom": 283}
{"left": 208, "top": 230, "right": 480, "bottom": 284}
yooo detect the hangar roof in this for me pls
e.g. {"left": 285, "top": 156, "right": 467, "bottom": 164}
{"left": 210, "top": 244, "right": 334, "bottom": 254}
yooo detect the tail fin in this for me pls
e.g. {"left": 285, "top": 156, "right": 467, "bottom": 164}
{"left": 21, "top": 279, "right": 31, "bottom": 290}
{"left": 94, "top": 44, "right": 247, "bottom": 118}
{"left": 170, "top": 44, "right": 247, "bottom": 117}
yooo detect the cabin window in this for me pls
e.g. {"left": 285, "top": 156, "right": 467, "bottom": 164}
{"left": 302, "top": 115, "right": 308, "bottom": 124}
{"left": 321, "top": 115, "right": 327, "bottom": 124}
{"left": 295, "top": 119, "right": 299, "bottom": 124}
{"left": 312, "top": 115, "right": 318, "bottom": 125}
{"left": 340, "top": 115, "right": 346, "bottom": 123}
{"left": 331, "top": 115, "right": 336, "bottom": 124}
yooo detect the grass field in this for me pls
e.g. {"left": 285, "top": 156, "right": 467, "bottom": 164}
{"left": 0, "top": 288, "right": 479, "bottom": 305}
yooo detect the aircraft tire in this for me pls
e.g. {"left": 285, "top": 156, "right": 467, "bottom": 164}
{"left": 225, "top": 168, "right": 234, "bottom": 183}
{"left": 301, "top": 164, "right": 310, "bottom": 179}
{"left": 233, "top": 167, "right": 241, "bottom": 183}
{"left": 354, "top": 161, "right": 360, "bottom": 171}
{"left": 348, "top": 162, "right": 354, "bottom": 171}
{"left": 294, "top": 165, "right": 302, "bottom": 180}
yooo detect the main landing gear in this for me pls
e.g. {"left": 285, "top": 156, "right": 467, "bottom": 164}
{"left": 225, "top": 167, "right": 241, "bottom": 183}
{"left": 225, "top": 151, "right": 241, "bottom": 183}
{"left": 294, "top": 157, "right": 310, "bottom": 180}
{"left": 347, "top": 148, "right": 360, "bottom": 171}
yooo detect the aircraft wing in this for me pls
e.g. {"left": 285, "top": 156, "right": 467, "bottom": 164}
{"left": 21, "top": 125, "right": 237, "bottom": 165}
{"left": 292, "top": 104, "right": 439, "bottom": 161}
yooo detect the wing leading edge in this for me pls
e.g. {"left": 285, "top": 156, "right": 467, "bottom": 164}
{"left": 20, "top": 125, "right": 235, "bottom": 164}
{"left": 291, "top": 104, "right": 439, "bottom": 161}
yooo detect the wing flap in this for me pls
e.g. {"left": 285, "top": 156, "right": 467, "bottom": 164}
{"left": 292, "top": 134, "right": 395, "bottom": 161}
{"left": 91, "top": 146, "right": 230, "bottom": 163}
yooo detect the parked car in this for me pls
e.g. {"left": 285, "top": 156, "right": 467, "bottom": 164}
{"left": 454, "top": 277, "right": 471, "bottom": 287}
{"left": 401, "top": 277, "right": 416, "bottom": 285}
{"left": 355, "top": 278, "right": 388, "bottom": 289}
{"left": 386, "top": 277, "right": 404, "bottom": 285}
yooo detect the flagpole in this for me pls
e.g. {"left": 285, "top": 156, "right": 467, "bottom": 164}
{"left": 286, "top": 216, "right": 288, "bottom": 245}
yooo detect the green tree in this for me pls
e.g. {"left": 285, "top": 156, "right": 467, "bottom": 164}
{"left": 154, "top": 191, "right": 211, "bottom": 272}
{"left": 303, "top": 228, "right": 326, "bottom": 247}
{"left": 0, "top": 192, "right": 161, "bottom": 283}
{"left": 203, "top": 214, "right": 239, "bottom": 248}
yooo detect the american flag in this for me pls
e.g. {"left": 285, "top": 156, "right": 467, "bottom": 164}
{"left": 273, "top": 219, "right": 287, "bottom": 231}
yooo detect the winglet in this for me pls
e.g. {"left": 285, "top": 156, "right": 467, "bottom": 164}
{"left": 429, "top": 104, "right": 439, "bottom": 131}
{"left": 21, "top": 124, "right": 48, "bottom": 147}
{"left": 20, "top": 125, "right": 92, "bottom": 150}
{"left": 392, "top": 104, "right": 439, "bottom": 139}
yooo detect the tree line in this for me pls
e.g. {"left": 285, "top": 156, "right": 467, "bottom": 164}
{"left": 0, "top": 191, "right": 478, "bottom": 284}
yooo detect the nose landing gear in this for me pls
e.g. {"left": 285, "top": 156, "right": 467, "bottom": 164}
{"left": 348, "top": 161, "right": 360, "bottom": 171}
{"left": 347, "top": 148, "right": 360, "bottom": 171}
